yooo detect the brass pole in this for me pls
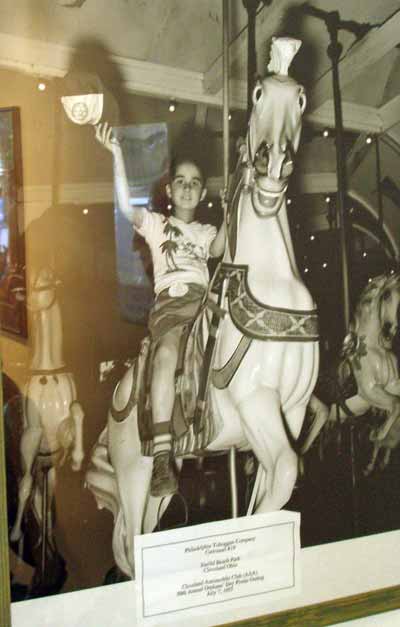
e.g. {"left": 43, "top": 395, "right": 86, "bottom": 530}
{"left": 223, "top": 0, "right": 238, "bottom": 518}
{"left": 41, "top": 467, "right": 49, "bottom": 577}
{"left": 223, "top": 0, "right": 230, "bottom": 190}
{"left": 375, "top": 135, "right": 383, "bottom": 228}
{"left": 327, "top": 14, "right": 351, "bottom": 331}
{"left": 229, "top": 447, "right": 238, "bottom": 518}
{"left": 242, "top": 1, "right": 260, "bottom": 120}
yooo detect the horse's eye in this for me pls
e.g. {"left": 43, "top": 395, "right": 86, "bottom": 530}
{"left": 382, "top": 321, "right": 392, "bottom": 339}
{"left": 298, "top": 89, "right": 307, "bottom": 113}
{"left": 252, "top": 84, "right": 263, "bottom": 104}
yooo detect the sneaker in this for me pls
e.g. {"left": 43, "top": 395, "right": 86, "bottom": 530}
{"left": 150, "top": 451, "right": 178, "bottom": 497}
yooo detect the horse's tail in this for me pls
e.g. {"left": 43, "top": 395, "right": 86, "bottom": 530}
{"left": 85, "top": 426, "right": 121, "bottom": 520}
{"left": 300, "top": 394, "right": 329, "bottom": 455}
{"left": 86, "top": 423, "right": 135, "bottom": 579}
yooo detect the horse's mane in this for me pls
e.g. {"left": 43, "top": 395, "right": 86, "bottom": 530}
{"left": 338, "top": 271, "right": 400, "bottom": 370}
{"left": 351, "top": 273, "right": 388, "bottom": 334}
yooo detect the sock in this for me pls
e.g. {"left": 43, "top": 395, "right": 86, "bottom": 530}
{"left": 153, "top": 421, "right": 172, "bottom": 457}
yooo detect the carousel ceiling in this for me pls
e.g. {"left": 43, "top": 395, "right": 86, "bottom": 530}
{"left": 0, "top": 1, "right": 398, "bottom": 124}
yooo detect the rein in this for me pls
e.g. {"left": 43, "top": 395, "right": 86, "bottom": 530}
{"left": 227, "top": 136, "right": 286, "bottom": 260}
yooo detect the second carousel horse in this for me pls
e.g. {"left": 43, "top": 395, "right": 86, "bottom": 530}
{"left": 10, "top": 267, "right": 84, "bottom": 583}
{"left": 302, "top": 272, "right": 400, "bottom": 474}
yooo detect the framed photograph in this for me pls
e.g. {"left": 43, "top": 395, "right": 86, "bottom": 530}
{"left": 1, "top": 1, "right": 400, "bottom": 626}
{"left": 0, "top": 107, "right": 26, "bottom": 339}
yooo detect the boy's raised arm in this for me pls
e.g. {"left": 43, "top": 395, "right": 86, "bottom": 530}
{"left": 95, "top": 122, "right": 144, "bottom": 229}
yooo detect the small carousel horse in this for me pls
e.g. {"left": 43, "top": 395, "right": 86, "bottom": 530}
{"left": 87, "top": 37, "right": 319, "bottom": 578}
{"left": 10, "top": 267, "right": 84, "bottom": 580}
{"left": 302, "top": 272, "right": 400, "bottom": 474}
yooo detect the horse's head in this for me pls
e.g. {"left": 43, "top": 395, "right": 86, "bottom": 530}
{"left": 245, "top": 38, "right": 306, "bottom": 217}
{"left": 378, "top": 272, "right": 400, "bottom": 348}
{"left": 351, "top": 272, "right": 400, "bottom": 350}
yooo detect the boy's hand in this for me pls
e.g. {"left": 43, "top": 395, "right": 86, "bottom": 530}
{"left": 95, "top": 121, "right": 120, "bottom": 153}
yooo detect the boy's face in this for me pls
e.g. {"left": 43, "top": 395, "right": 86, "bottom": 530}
{"left": 166, "top": 161, "right": 206, "bottom": 219}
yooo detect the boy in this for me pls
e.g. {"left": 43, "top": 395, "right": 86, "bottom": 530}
{"left": 95, "top": 122, "right": 226, "bottom": 496}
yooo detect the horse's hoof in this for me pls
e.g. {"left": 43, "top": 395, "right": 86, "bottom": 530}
{"left": 71, "top": 459, "right": 83, "bottom": 472}
{"left": 103, "top": 565, "right": 131, "bottom": 585}
{"left": 10, "top": 528, "right": 21, "bottom": 543}
{"left": 369, "top": 429, "right": 380, "bottom": 442}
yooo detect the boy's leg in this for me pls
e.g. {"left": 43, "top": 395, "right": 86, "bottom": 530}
{"left": 150, "top": 327, "right": 181, "bottom": 497}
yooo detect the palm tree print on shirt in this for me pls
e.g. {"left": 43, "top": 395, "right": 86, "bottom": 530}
{"left": 160, "top": 220, "right": 183, "bottom": 271}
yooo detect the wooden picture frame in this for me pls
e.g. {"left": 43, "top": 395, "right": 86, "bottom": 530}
{"left": 226, "top": 585, "right": 400, "bottom": 626}
{"left": 0, "top": 373, "right": 11, "bottom": 627}
{"left": 0, "top": 107, "right": 27, "bottom": 339}
{"left": 1, "top": 6, "right": 400, "bottom": 626}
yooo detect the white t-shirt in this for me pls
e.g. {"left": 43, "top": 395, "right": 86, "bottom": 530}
{"left": 136, "top": 211, "right": 217, "bottom": 295}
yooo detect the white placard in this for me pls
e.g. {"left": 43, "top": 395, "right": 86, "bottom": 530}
{"left": 134, "top": 510, "right": 300, "bottom": 623}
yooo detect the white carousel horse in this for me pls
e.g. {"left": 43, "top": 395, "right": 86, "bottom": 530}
{"left": 10, "top": 267, "right": 85, "bottom": 556}
{"left": 86, "top": 37, "right": 319, "bottom": 578}
{"left": 302, "top": 272, "right": 400, "bottom": 474}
